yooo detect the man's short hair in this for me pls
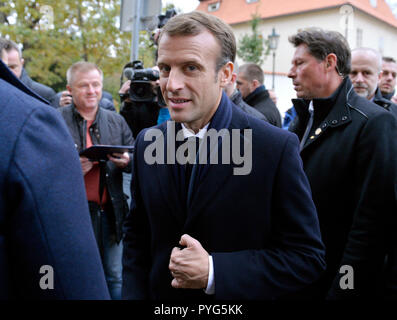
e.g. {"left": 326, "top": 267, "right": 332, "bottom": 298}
{"left": 289, "top": 28, "right": 351, "bottom": 77}
{"left": 383, "top": 56, "right": 396, "bottom": 64}
{"left": 0, "top": 38, "right": 22, "bottom": 58}
{"left": 352, "top": 47, "right": 382, "bottom": 73}
{"left": 66, "top": 61, "right": 103, "bottom": 85}
{"left": 158, "top": 11, "right": 236, "bottom": 72}
{"left": 239, "top": 63, "right": 264, "bottom": 84}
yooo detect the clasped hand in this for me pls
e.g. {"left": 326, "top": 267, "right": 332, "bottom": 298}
{"left": 169, "top": 234, "right": 209, "bottom": 289}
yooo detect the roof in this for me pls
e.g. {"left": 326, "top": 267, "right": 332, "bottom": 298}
{"left": 196, "top": 0, "right": 397, "bottom": 29}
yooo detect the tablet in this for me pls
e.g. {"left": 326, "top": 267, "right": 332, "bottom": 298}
{"left": 79, "top": 145, "right": 134, "bottom": 161}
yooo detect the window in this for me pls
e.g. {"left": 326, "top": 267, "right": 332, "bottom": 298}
{"left": 208, "top": 2, "right": 220, "bottom": 12}
{"left": 356, "top": 28, "right": 363, "bottom": 47}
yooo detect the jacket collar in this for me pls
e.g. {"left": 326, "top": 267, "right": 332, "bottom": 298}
{"left": 230, "top": 89, "right": 243, "bottom": 105}
{"left": 244, "top": 84, "right": 268, "bottom": 104}
{"left": 382, "top": 90, "right": 395, "bottom": 101}
{"left": 72, "top": 102, "right": 101, "bottom": 125}
{"left": 373, "top": 87, "right": 392, "bottom": 111}
{"left": 291, "top": 77, "right": 353, "bottom": 151}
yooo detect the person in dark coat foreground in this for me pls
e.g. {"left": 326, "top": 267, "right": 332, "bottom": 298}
{"left": 0, "top": 60, "right": 110, "bottom": 299}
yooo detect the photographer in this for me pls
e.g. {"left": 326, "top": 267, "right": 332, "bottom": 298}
{"left": 119, "top": 61, "right": 166, "bottom": 138}
{"left": 119, "top": 10, "right": 176, "bottom": 138}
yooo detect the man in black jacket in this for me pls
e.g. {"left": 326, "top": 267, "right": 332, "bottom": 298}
{"left": 288, "top": 28, "right": 397, "bottom": 299}
{"left": 0, "top": 38, "right": 56, "bottom": 105}
{"left": 224, "top": 68, "right": 268, "bottom": 122}
{"left": 236, "top": 63, "right": 281, "bottom": 127}
{"left": 379, "top": 56, "right": 397, "bottom": 101}
{"left": 59, "top": 61, "right": 134, "bottom": 300}
{"left": 349, "top": 47, "right": 397, "bottom": 119}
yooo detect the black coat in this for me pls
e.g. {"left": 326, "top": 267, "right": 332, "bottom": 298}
{"left": 122, "top": 92, "right": 325, "bottom": 300}
{"left": 230, "top": 89, "right": 268, "bottom": 122}
{"left": 59, "top": 105, "right": 134, "bottom": 242}
{"left": 290, "top": 77, "right": 397, "bottom": 299}
{"left": 244, "top": 85, "right": 281, "bottom": 127}
{"left": 19, "top": 68, "right": 56, "bottom": 105}
{"left": 373, "top": 87, "right": 397, "bottom": 119}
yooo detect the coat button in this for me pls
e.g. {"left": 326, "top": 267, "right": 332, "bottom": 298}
{"left": 331, "top": 120, "right": 338, "bottom": 125}
{"left": 321, "top": 123, "right": 327, "bottom": 129}
{"left": 341, "top": 116, "right": 347, "bottom": 121}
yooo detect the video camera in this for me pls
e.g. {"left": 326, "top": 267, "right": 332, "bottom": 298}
{"left": 158, "top": 9, "right": 177, "bottom": 29}
{"left": 122, "top": 60, "right": 159, "bottom": 103}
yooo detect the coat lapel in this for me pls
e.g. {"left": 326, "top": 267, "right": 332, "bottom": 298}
{"left": 153, "top": 121, "right": 186, "bottom": 229}
{"left": 184, "top": 106, "right": 250, "bottom": 230}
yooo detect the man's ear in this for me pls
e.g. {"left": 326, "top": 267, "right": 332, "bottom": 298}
{"left": 20, "top": 58, "right": 24, "bottom": 66}
{"left": 325, "top": 53, "right": 337, "bottom": 72}
{"left": 66, "top": 85, "right": 72, "bottom": 94}
{"left": 252, "top": 79, "right": 260, "bottom": 89}
{"left": 219, "top": 61, "right": 234, "bottom": 88}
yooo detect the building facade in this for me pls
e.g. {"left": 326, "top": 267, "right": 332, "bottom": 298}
{"left": 196, "top": 0, "right": 397, "bottom": 118}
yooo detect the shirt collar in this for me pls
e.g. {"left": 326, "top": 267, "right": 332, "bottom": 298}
{"left": 181, "top": 122, "right": 210, "bottom": 139}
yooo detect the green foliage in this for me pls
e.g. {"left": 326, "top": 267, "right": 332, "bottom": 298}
{"left": 0, "top": 0, "right": 156, "bottom": 99}
{"left": 237, "top": 14, "right": 270, "bottom": 65}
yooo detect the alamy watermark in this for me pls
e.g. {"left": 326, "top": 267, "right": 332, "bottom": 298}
{"left": 143, "top": 121, "right": 253, "bottom": 175}
{"left": 339, "top": 265, "right": 354, "bottom": 290}
{"left": 39, "top": 265, "right": 54, "bottom": 290}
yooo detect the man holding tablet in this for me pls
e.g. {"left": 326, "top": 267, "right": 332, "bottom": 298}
{"left": 59, "top": 61, "right": 134, "bottom": 300}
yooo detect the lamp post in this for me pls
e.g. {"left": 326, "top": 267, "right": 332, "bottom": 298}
{"left": 268, "top": 27, "right": 280, "bottom": 90}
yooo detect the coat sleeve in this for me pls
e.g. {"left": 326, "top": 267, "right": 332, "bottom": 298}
{"left": 122, "top": 131, "right": 151, "bottom": 300}
{"left": 212, "top": 133, "right": 326, "bottom": 299}
{"left": 327, "top": 112, "right": 397, "bottom": 299}
{"left": 7, "top": 106, "right": 110, "bottom": 299}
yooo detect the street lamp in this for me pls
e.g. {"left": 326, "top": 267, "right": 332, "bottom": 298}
{"left": 268, "top": 27, "right": 280, "bottom": 90}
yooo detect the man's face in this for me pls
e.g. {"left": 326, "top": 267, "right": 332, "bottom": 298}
{"left": 288, "top": 44, "right": 329, "bottom": 99}
{"left": 236, "top": 72, "right": 254, "bottom": 99}
{"left": 157, "top": 31, "right": 230, "bottom": 131}
{"left": 7, "top": 48, "right": 24, "bottom": 78}
{"left": 67, "top": 69, "right": 103, "bottom": 111}
{"left": 349, "top": 51, "right": 380, "bottom": 100}
{"left": 379, "top": 61, "right": 397, "bottom": 94}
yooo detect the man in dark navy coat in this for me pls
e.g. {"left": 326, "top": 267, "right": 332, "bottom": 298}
{"left": 0, "top": 60, "right": 110, "bottom": 299}
{"left": 122, "top": 11, "right": 325, "bottom": 301}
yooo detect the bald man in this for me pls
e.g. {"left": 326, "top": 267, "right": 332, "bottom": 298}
{"left": 350, "top": 47, "right": 397, "bottom": 118}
